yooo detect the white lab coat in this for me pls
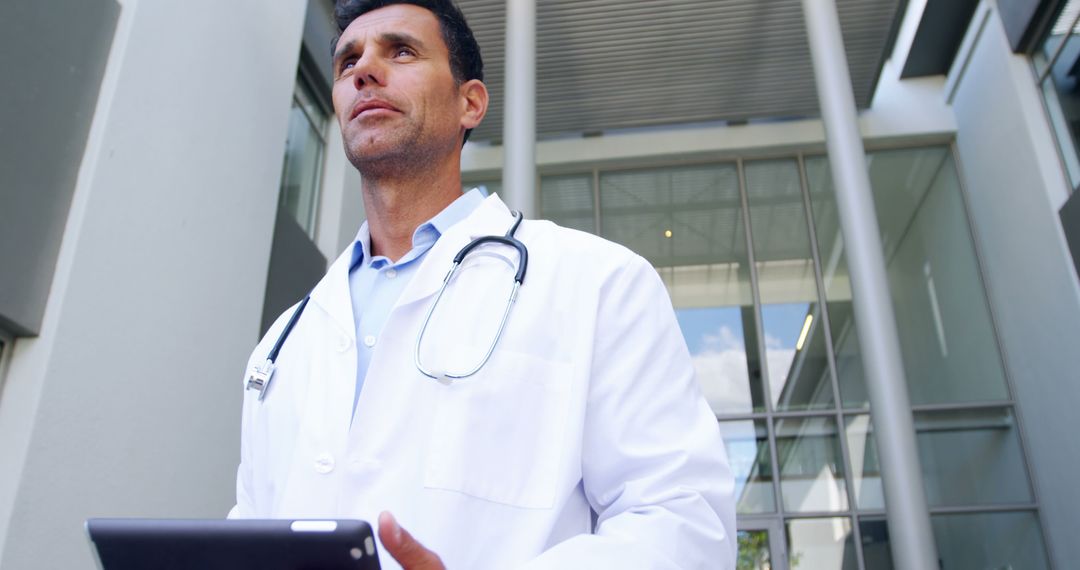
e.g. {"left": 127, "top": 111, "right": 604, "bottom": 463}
{"left": 230, "top": 194, "right": 736, "bottom": 569}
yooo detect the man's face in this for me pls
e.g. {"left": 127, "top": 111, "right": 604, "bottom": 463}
{"left": 331, "top": 4, "right": 467, "bottom": 171}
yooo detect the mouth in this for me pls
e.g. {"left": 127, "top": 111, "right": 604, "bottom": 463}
{"left": 350, "top": 99, "right": 401, "bottom": 121}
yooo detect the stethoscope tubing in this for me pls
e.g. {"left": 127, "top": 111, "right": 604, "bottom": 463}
{"left": 414, "top": 210, "right": 526, "bottom": 381}
{"left": 247, "top": 210, "right": 528, "bottom": 400}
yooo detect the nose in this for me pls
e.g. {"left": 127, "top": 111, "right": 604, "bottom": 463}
{"left": 352, "top": 52, "right": 387, "bottom": 90}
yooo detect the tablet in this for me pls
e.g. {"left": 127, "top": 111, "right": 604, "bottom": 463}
{"left": 86, "top": 518, "right": 380, "bottom": 570}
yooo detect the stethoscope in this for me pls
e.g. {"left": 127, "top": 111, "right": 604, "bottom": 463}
{"left": 246, "top": 211, "right": 527, "bottom": 401}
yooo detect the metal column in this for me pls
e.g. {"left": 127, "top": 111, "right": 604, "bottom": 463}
{"left": 501, "top": 0, "right": 537, "bottom": 218}
{"left": 800, "top": 1, "right": 939, "bottom": 569}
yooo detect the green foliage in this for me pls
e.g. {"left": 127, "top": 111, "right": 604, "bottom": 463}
{"left": 737, "top": 531, "right": 770, "bottom": 570}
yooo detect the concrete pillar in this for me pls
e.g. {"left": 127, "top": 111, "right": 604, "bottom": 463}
{"left": 501, "top": 0, "right": 537, "bottom": 218}
{"left": 800, "top": 1, "right": 940, "bottom": 568}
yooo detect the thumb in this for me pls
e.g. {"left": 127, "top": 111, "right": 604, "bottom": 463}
{"left": 378, "top": 511, "right": 445, "bottom": 570}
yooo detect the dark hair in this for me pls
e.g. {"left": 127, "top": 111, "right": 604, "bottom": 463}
{"left": 332, "top": 0, "right": 484, "bottom": 143}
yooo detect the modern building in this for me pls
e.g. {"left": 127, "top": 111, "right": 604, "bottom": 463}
{"left": 2, "top": 0, "right": 1079, "bottom": 568}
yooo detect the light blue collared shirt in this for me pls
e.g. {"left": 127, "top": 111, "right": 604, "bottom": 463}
{"left": 348, "top": 188, "right": 485, "bottom": 412}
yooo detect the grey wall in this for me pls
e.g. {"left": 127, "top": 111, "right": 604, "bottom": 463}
{"left": 1061, "top": 188, "right": 1080, "bottom": 283}
{"left": 261, "top": 210, "right": 328, "bottom": 335}
{"left": 0, "top": 0, "right": 309, "bottom": 567}
{"left": 0, "top": 0, "right": 120, "bottom": 335}
{"left": 951, "top": 6, "right": 1080, "bottom": 568}
{"left": 996, "top": 0, "right": 1060, "bottom": 52}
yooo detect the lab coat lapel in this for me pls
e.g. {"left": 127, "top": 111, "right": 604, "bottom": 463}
{"left": 394, "top": 193, "right": 515, "bottom": 309}
{"left": 308, "top": 246, "right": 356, "bottom": 340}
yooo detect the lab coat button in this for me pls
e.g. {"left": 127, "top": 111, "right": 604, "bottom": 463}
{"left": 385, "top": 269, "right": 397, "bottom": 279}
{"left": 314, "top": 453, "right": 335, "bottom": 474}
{"left": 363, "top": 335, "right": 376, "bottom": 348}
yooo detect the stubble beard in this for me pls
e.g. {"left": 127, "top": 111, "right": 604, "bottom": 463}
{"left": 344, "top": 120, "right": 446, "bottom": 182}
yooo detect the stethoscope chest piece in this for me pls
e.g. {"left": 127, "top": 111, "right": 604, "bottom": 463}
{"left": 245, "top": 296, "right": 310, "bottom": 401}
{"left": 246, "top": 359, "right": 277, "bottom": 401}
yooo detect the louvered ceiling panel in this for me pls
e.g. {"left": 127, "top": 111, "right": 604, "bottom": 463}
{"left": 456, "top": 0, "right": 904, "bottom": 142}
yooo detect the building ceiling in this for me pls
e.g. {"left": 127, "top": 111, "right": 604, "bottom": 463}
{"left": 456, "top": 0, "right": 906, "bottom": 142}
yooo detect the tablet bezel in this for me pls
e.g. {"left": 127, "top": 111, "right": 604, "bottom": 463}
{"left": 85, "top": 518, "right": 380, "bottom": 570}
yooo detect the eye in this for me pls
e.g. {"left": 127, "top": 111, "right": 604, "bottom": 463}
{"left": 394, "top": 46, "right": 416, "bottom": 58}
{"left": 338, "top": 58, "right": 357, "bottom": 75}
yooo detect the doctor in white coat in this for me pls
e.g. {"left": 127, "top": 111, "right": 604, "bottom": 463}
{"left": 230, "top": 1, "right": 736, "bottom": 569}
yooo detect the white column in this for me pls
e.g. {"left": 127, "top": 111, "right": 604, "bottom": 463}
{"left": 0, "top": 0, "right": 309, "bottom": 566}
{"left": 501, "top": 0, "right": 537, "bottom": 218}
{"left": 800, "top": 1, "right": 939, "bottom": 569}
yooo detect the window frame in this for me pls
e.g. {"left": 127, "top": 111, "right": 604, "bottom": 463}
{"left": 1031, "top": 0, "right": 1080, "bottom": 193}
{"left": 278, "top": 63, "right": 332, "bottom": 239}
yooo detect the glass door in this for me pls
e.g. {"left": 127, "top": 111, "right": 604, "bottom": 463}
{"left": 737, "top": 518, "right": 787, "bottom": 570}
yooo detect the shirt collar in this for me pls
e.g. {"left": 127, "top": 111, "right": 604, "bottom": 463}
{"left": 350, "top": 188, "right": 486, "bottom": 270}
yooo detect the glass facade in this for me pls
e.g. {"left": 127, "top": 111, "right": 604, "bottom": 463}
{"left": 744, "top": 160, "right": 833, "bottom": 413}
{"left": 535, "top": 145, "right": 1047, "bottom": 569}
{"left": 719, "top": 420, "right": 774, "bottom": 514}
{"left": 278, "top": 74, "right": 329, "bottom": 237}
{"left": 736, "top": 529, "right": 772, "bottom": 569}
{"left": 786, "top": 518, "right": 857, "bottom": 569}
{"left": 542, "top": 174, "right": 594, "bottom": 233}
{"left": 846, "top": 408, "right": 1035, "bottom": 511}
{"left": 596, "top": 164, "right": 765, "bottom": 415}
{"left": 858, "top": 512, "right": 1050, "bottom": 570}
{"left": 805, "top": 147, "right": 1011, "bottom": 407}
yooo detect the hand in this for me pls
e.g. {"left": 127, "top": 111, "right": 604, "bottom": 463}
{"left": 378, "top": 511, "right": 446, "bottom": 570}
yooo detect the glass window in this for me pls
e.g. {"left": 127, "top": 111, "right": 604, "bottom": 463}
{"left": 934, "top": 511, "right": 1049, "bottom": 570}
{"left": 600, "top": 165, "right": 743, "bottom": 267}
{"left": 1034, "top": 0, "right": 1080, "bottom": 189}
{"left": 745, "top": 159, "right": 833, "bottom": 412}
{"left": 279, "top": 74, "right": 328, "bottom": 237}
{"left": 671, "top": 272, "right": 760, "bottom": 415}
{"left": 736, "top": 530, "right": 772, "bottom": 569}
{"left": 844, "top": 408, "right": 1034, "bottom": 510}
{"left": 803, "top": 158, "right": 867, "bottom": 410}
{"left": 775, "top": 416, "right": 848, "bottom": 513}
{"left": 857, "top": 512, "right": 1050, "bottom": 570}
{"left": 916, "top": 408, "right": 1034, "bottom": 507}
{"left": 785, "top": 517, "right": 857, "bottom": 570}
{"left": 806, "top": 148, "right": 1010, "bottom": 406}
{"left": 719, "top": 420, "right": 775, "bottom": 514}
{"left": 841, "top": 414, "right": 884, "bottom": 511}
{"left": 596, "top": 164, "right": 763, "bottom": 415}
{"left": 540, "top": 174, "right": 594, "bottom": 233}
{"left": 857, "top": 519, "right": 892, "bottom": 570}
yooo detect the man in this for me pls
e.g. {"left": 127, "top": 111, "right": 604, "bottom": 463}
{"left": 230, "top": 1, "right": 736, "bottom": 568}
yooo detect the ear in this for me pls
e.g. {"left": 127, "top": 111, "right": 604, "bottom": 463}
{"left": 458, "top": 79, "right": 489, "bottom": 132}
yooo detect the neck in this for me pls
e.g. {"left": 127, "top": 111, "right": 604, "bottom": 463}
{"left": 360, "top": 151, "right": 463, "bottom": 262}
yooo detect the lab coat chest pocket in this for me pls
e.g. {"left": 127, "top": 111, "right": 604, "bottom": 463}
{"left": 424, "top": 350, "right": 571, "bottom": 509}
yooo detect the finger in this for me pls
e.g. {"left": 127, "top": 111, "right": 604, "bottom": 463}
{"left": 378, "top": 511, "right": 445, "bottom": 570}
